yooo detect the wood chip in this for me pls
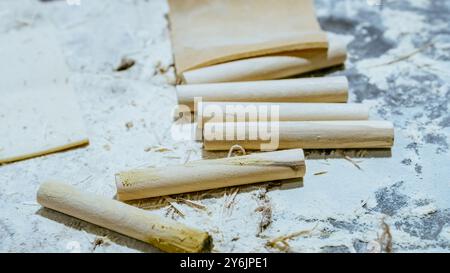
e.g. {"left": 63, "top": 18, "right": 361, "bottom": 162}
{"left": 115, "top": 57, "right": 135, "bottom": 72}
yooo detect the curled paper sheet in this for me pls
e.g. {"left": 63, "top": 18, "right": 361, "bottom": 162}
{"left": 168, "top": 0, "right": 328, "bottom": 74}
{"left": 182, "top": 37, "right": 347, "bottom": 84}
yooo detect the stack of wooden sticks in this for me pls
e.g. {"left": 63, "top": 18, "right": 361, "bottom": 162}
{"left": 176, "top": 56, "right": 394, "bottom": 152}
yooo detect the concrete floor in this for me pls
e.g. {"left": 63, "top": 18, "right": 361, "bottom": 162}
{"left": 0, "top": 0, "right": 449, "bottom": 253}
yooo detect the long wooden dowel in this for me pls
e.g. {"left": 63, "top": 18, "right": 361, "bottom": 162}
{"left": 197, "top": 102, "right": 369, "bottom": 126}
{"left": 116, "top": 149, "right": 305, "bottom": 201}
{"left": 203, "top": 121, "right": 394, "bottom": 150}
{"left": 181, "top": 38, "right": 347, "bottom": 84}
{"left": 37, "top": 182, "right": 213, "bottom": 253}
{"left": 178, "top": 76, "right": 349, "bottom": 110}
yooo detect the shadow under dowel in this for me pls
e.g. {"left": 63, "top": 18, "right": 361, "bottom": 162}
{"left": 36, "top": 207, "right": 162, "bottom": 253}
{"left": 201, "top": 148, "right": 392, "bottom": 160}
{"left": 124, "top": 177, "right": 304, "bottom": 211}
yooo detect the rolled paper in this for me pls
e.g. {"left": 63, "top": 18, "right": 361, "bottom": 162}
{"left": 37, "top": 182, "right": 213, "bottom": 253}
{"left": 177, "top": 76, "right": 349, "bottom": 111}
{"left": 116, "top": 149, "right": 306, "bottom": 201}
{"left": 181, "top": 38, "right": 347, "bottom": 84}
{"left": 197, "top": 102, "right": 370, "bottom": 127}
{"left": 203, "top": 121, "right": 395, "bottom": 151}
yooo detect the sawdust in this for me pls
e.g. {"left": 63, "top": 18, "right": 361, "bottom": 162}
{"left": 255, "top": 188, "right": 272, "bottom": 236}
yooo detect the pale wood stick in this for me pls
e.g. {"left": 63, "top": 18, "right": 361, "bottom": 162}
{"left": 197, "top": 102, "right": 369, "bottom": 127}
{"left": 37, "top": 182, "right": 213, "bottom": 253}
{"left": 178, "top": 76, "right": 348, "bottom": 110}
{"left": 181, "top": 38, "right": 347, "bottom": 84}
{"left": 203, "top": 121, "right": 394, "bottom": 150}
{"left": 116, "top": 149, "right": 305, "bottom": 201}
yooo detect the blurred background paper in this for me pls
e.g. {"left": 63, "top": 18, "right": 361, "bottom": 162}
{"left": 168, "top": 0, "right": 328, "bottom": 75}
{"left": 0, "top": 23, "right": 89, "bottom": 164}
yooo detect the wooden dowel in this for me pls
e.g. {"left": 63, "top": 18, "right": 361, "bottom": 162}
{"left": 37, "top": 182, "right": 213, "bottom": 253}
{"left": 116, "top": 149, "right": 305, "bottom": 201}
{"left": 181, "top": 38, "right": 347, "bottom": 84}
{"left": 203, "top": 121, "right": 394, "bottom": 150}
{"left": 177, "top": 76, "right": 349, "bottom": 110}
{"left": 197, "top": 102, "right": 369, "bottom": 127}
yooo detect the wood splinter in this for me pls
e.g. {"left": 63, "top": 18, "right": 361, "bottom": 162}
{"left": 37, "top": 182, "right": 213, "bottom": 253}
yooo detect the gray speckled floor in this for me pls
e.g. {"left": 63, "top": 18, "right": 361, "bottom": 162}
{"left": 0, "top": 0, "right": 449, "bottom": 253}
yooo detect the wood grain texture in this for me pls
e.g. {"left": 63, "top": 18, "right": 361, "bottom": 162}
{"left": 37, "top": 182, "right": 213, "bottom": 253}
{"left": 116, "top": 149, "right": 305, "bottom": 201}
{"left": 178, "top": 76, "right": 349, "bottom": 110}
{"left": 203, "top": 121, "right": 395, "bottom": 150}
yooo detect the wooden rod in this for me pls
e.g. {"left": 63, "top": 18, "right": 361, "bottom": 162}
{"left": 116, "top": 149, "right": 305, "bottom": 201}
{"left": 181, "top": 38, "right": 347, "bottom": 84}
{"left": 177, "top": 76, "right": 349, "bottom": 110}
{"left": 37, "top": 181, "right": 213, "bottom": 253}
{"left": 197, "top": 102, "right": 370, "bottom": 127}
{"left": 203, "top": 121, "right": 394, "bottom": 150}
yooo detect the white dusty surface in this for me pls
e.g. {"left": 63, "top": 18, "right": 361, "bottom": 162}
{"left": 0, "top": 0, "right": 449, "bottom": 253}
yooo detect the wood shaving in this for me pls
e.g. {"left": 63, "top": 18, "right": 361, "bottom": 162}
{"left": 224, "top": 188, "right": 239, "bottom": 210}
{"left": 256, "top": 188, "right": 272, "bottom": 236}
{"left": 378, "top": 218, "right": 393, "bottom": 253}
{"left": 177, "top": 198, "right": 207, "bottom": 211}
{"left": 366, "top": 218, "right": 393, "bottom": 253}
{"left": 266, "top": 224, "right": 318, "bottom": 252}
{"left": 115, "top": 57, "right": 135, "bottom": 72}
{"left": 344, "top": 155, "right": 362, "bottom": 170}
{"left": 164, "top": 197, "right": 185, "bottom": 218}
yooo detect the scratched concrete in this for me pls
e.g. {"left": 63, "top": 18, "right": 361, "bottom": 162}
{"left": 0, "top": 0, "right": 449, "bottom": 253}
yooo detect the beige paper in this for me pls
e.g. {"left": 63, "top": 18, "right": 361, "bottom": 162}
{"left": 0, "top": 24, "right": 89, "bottom": 164}
{"left": 168, "top": 0, "right": 328, "bottom": 74}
